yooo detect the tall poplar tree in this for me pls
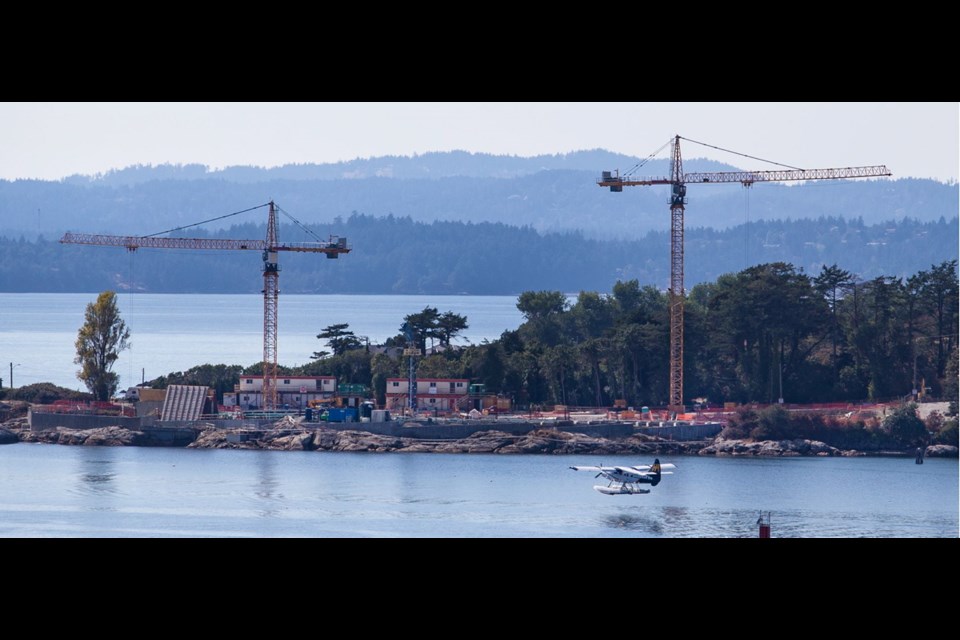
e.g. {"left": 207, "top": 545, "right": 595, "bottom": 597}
{"left": 75, "top": 291, "right": 130, "bottom": 400}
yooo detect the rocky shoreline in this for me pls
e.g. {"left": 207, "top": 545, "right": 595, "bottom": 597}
{"left": 5, "top": 423, "right": 958, "bottom": 458}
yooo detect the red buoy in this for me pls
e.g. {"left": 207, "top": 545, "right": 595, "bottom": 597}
{"left": 757, "top": 511, "right": 771, "bottom": 538}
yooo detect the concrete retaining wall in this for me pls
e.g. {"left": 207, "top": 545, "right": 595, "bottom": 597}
{"left": 325, "top": 420, "right": 717, "bottom": 441}
{"left": 31, "top": 412, "right": 279, "bottom": 432}
{"left": 152, "top": 418, "right": 277, "bottom": 429}
{"left": 29, "top": 410, "right": 200, "bottom": 446}
{"left": 322, "top": 421, "right": 552, "bottom": 439}
{"left": 141, "top": 427, "right": 201, "bottom": 446}
{"left": 562, "top": 423, "right": 635, "bottom": 438}
{"left": 30, "top": 410, "right": 143, "bottom": 432}
{"left": 635, "top": 422, "right": 723, "bottom": 440}
{"left": 29, "top": 408, "right": 722, "bottom": 443}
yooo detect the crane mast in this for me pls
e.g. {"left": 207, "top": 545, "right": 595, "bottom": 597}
{"left": 600, "top": 135, "right": 891, "bottom": 412}
{"left": 60, "top": 200, "right": 350, "bottom": 410}
{"left": 668, "top": 137, "right": 685, "bottom": 411}
{"left": 262, "top": 201, "right": 280, "bottom": 411}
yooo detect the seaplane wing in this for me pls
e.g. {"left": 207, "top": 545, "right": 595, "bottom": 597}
{"left": 569, "top": 463, "right": 676, "bottom": 475}
{"left": 631, "top": 463, "right": 677, "bottom": 471}
{"left": 570, "top": 465, "right": 658, "bottom": 479}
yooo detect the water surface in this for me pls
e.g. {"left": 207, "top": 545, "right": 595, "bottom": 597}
{"left": 0, "top": 444, "right": 955, "bottom": 538}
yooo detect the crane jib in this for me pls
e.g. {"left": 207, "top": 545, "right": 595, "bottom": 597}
{"left": 59, "top": 233, "right": 349, "bottom": 253}
{"left": 597, "top": 165, "right": 892, "bottom": 189}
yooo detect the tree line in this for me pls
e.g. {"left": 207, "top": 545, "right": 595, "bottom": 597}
{"left": 0, "top": 215, "right": 956, "bottom": 296}
{"left": 135, "top": 260, "right": 958, "bottom": 411}
{"left": 52, "top": 259, "right": 958, "bottom": 409}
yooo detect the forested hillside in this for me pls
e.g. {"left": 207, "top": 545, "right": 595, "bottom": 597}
{"left": 2, "top": 151, "right": 954, "bottom": 294}
{"left": 0, "top": 216, "right": 955, "bottom": 294}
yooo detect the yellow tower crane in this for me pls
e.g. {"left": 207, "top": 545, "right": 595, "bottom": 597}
{"left": 60, "top": 200, "right": 349, "bottom": 410}
{"left": 599, "top": 135, "right": 891, "bottom": 412}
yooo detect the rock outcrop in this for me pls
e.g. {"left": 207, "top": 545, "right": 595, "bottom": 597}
{"left": 20, "top": 426, "right": 148, "bottom": 446}
{"left": 188, "top": 428, "right": 231, "bottom": 449}
{"left": 15, "top": 420, "right": 934, "bottom": 458}
{"left": 699, "top": 438, "right": 840, "bottom": 457}
{"left": 925, "top": 444, "right": 959, "bottom": 458}
{"left": 182, "top": 426, "right": 710, "bottom": 455}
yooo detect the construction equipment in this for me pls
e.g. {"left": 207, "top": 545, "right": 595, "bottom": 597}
{"left": 60, "top": 201, "right": 349, "bottom": 409}
{"left": 400, "top": 321, "right": 421, "bottom": 413}
{"left": 599, "top": 135, "right": 891, "bottom": 412}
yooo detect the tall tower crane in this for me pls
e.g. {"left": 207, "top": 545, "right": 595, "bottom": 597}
{"left": 60, "top": 200, "right": 349, "bottom": 410}
{"left": 599, "top": 135, "right": 891, "bottom": 412}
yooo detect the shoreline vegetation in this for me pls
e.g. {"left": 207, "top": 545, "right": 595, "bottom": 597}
{"left": 3, "top": 259, "right": 957, "bottom": 413}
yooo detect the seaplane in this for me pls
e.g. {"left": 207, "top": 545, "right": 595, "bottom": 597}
{"left": 570, "top": 458, "right": 676, "bottom": 495}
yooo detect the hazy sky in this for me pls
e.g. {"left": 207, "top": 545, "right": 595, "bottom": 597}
{"left": 1, "top": 102, "right": 957, "bottom": 182}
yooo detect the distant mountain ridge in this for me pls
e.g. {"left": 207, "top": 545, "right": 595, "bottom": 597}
{"left": 1, "top": 149, "right": 954, "bottom": 242}
{"left": 60, "top": 150, "right": 738, "bottom": 184}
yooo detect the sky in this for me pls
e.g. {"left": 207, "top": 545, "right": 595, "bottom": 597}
{"left": 1, "top": 102, "right": 957, "bottom": 182}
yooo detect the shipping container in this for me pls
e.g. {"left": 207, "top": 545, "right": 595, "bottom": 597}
{"left": 371, "top": 409, "right": 391, "bottom": 423}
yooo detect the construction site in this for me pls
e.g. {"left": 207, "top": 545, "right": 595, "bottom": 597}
{"left": 18, "top": 135, "right": 939, "bottom": 449}
{"left": 25, "top": 372, "right": 939, "bottom": 450}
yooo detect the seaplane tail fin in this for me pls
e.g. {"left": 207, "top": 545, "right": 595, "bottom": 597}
{"left": 650, "top": 458, "right": 662, "bottom": 486}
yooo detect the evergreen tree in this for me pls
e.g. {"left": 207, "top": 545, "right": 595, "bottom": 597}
{"left": 402, "top": 307, "right": 441, "bottom": 352}
{"left": 314, "top": 323, "right": 362, "bottom": 358}
{"left": 516, "top": 291, "right": 568, "bottom": 321}
{"left": 436, "top": 311, "right": 469, "bottom": 347}
{"left": 814, "top": 263, "right": 854, "bottom": 365}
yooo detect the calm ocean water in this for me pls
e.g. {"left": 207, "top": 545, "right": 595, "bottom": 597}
{"left": 0, "top": 292, "right": 527, "bottom": 391}
{"left": 0, "top": 444, "right": 955, "bottom": 538}
{"left": 2, "top": 292, "right": 958, "bottom": 538}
